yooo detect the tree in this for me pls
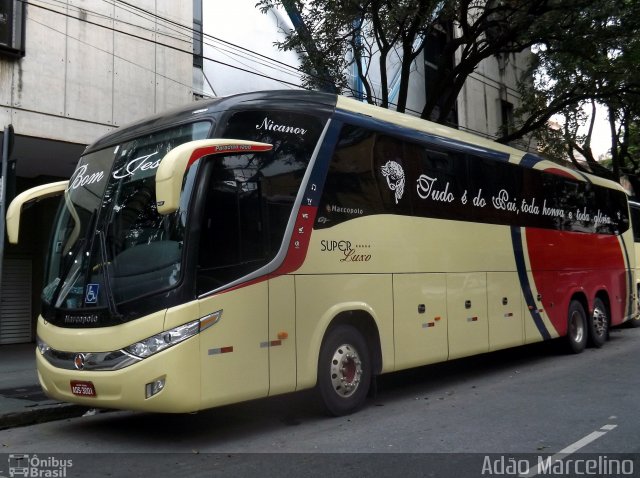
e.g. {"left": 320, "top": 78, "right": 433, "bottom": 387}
{"left": 257, "top": 0, "right": 597, "bottom": 123}
{"left": 505, "top": 0, "right": 640, "bottom": 187}
{"left": 259, "top": 0, "right": 640, "bottom": 187}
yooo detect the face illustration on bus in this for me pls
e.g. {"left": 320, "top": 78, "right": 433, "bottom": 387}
{"left": 380, "top": 160, "right": 405, "bottom": 204}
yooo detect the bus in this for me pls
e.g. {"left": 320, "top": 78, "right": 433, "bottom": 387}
{"left": 627, "top": 200, "right": 640, "bottom": 327}
{"left": 6, "top": 90, "right": 635, "bottom": 416}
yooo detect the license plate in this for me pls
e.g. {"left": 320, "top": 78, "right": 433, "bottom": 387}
{"left": 70, "top": 380, "right": 97, "bottom": 397}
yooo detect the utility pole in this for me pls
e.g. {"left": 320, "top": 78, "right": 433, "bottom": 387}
{"left": 0, "top": 124, "right": 15, "bottom": 303}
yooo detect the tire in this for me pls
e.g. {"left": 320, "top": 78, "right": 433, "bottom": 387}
{"left": 566, "top": 300, "right": 588, "bottom": 354}
{"left": 317, "top": 325, "right": 371, "bottom": 416}
{"left": 588, "top": 298, "right": 609, "bottom": 347}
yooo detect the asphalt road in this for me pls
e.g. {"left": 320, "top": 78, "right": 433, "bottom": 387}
{"left": 0, "top": 326, "right": 639, "bottom": 477}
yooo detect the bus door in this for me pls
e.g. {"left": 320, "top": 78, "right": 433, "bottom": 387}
{"left": 195, "top": 161, "right": 271, "bottom": 406}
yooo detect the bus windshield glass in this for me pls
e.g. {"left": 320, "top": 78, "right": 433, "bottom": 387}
{"left": 42, "top": 122, "right": 210, "bottom": 312}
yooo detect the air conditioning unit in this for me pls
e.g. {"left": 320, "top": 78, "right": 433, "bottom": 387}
{"left": 0, "top": 0, "right": 25, "bottom": 58}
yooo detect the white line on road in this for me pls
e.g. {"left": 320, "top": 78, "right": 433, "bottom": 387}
{"left": 519, "top": 424, "right": 618, "bottom": 478}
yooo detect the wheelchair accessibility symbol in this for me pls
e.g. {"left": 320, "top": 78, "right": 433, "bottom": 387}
{"left": 85, "top": 284, "right": 100, "bottom": 304}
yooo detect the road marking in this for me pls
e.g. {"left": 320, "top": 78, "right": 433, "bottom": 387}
{"left": 519, "top": 424, "right": 618, "bottom": 478}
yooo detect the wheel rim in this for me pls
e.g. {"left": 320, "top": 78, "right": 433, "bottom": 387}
{"left": 592, "top": 306, "right": 608, "bottom": 337}
{"left": 330, "top": 343, "right": 363, "bottom": 398}
{"left": 570, "top": 310, "right": 585, "bottom": 343}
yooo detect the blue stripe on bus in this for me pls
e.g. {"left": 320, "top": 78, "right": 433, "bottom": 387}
{"left": 521, "top": 153, "right": 592, "bottom": 183}
{"left": 333, "top": 109, "right": 510, "bottom": 163}
{"left": 511, "top": 226, "right": 552, "bottom": 340}
{"left": 520, "top": 153, "right": 542, "bottom": 168}
{"left": 305, "top": 119, "right": 344, "bottom": 208}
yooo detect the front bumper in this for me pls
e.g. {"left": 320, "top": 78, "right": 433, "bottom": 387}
{"left": 36, "top": 336, "right": 202, "bottom": 413}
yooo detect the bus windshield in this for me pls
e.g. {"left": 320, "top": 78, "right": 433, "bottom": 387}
{"left": 42, "top": 122, "right": 210, "bottom": 312}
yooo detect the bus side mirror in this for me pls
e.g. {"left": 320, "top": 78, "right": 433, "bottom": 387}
{"left": 6, "top": 180, "right": 68, "bottom": 244}
{"left": 155, "top": 139, "right": 272, "bottom": 215}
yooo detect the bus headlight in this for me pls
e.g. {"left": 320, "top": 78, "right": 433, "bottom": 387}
{"left": 36, "top": 336, "right": 50, "bottom": 355}
{"left": 124, "top": 320, "right": 200, "bottom": 358}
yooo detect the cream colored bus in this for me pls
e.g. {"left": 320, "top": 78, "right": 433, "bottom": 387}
{"left": 7, "top": 90, "right": 635, "bottom": 416}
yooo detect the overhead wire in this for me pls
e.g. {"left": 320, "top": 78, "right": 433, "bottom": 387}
{"left": 110, "top": 0, "right": 306, "bottom": 77}
{"left": 27, "top": 0, "right": 305, "bottom": 86}
{"left": 20, "top": 0, "right": 504, "bottom": 139}
{"left": 19, "top": 0, "right": 307, "bottom": 90}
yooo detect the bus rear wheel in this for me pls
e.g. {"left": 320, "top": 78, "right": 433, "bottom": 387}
{"left": 317, "top": 325, "right": 371, "bottom": 416}
{"left": 588, "top": 298, "right": 609, "bottom": 348}
{"left": 566, "top": 300, "right": 588, "bottom": 354}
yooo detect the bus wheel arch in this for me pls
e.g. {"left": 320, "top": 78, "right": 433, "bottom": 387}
{"left": 316, "top": 311, "right": 381, "bottom": 416}
{"left": 588, "top": 292, "right": 610, "bottom": 347}
{"left": 566, "top": 294, "right": 588, "bottom": 354}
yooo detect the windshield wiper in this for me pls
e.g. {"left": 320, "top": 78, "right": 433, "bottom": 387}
{"left": 50, "top": 208, "right": 98, "bottom": 307}
{"left": 97, "top": 229, "right": 122, "bottom": 320}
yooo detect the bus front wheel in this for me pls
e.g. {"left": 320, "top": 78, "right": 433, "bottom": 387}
{"left": 317, "top": 325, "right": 371, "bottom": 416}
{"left": 566, "top": 300, "right": 588, "bottom": 354}
{"left": 588, "top": 297, "right": 609, "bottom": 348}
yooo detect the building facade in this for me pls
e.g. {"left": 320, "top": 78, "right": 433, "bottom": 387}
{"left": 0, "top": 0, "right": 194, "bottom": 344}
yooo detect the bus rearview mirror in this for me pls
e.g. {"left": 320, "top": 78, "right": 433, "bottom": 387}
{"left": 5, "top": 180, "right": 68, "bottom": 244}
{"left": 155, "top": 139, "right": 273, "bottom": 215}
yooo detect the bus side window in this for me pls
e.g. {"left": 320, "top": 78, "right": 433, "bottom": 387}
{"left": 317, "top": 126, "right": 385, "bottom": 227}
{"left": 412, "top": 145, "right": 466, "bottom": 221}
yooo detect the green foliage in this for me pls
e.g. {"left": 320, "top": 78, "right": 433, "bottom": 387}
{"left": 258, "top": 0, "right": 640, "bottom": 186}
{"left": 257, "top": 0, "right": 597, "bottom": 121}
{"left": 508, "top": 0, "right": 640, "bottom": 185}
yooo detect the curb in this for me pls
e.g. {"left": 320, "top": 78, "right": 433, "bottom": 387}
{"left": 0, "top": 404, "right": 89, "bottom": 431}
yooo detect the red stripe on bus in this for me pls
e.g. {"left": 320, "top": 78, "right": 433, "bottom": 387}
{"left": 544, "top": 167, "right": 579, "bottom": 180}
{"left": 186, "top": 144, "right": 273, "bottom": 170}
{"left": 525, "top": 228, "right": 627, "bottom": 332}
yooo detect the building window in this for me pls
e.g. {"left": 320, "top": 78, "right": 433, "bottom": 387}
{"left": 424, "top": 22, "right": 457, "bottom": 126}
{"left": 0, "top": 0, "right": 25, "bottom": 58}
{"left": 501, "top": 100, "right": 514, "bottom": 134}
{"left": 193, "top": 0, "right": 203, "bottom": 69}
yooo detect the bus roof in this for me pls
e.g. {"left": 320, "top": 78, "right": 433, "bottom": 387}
{"left": 85, "top": 90, "right": 337, "bottom": 154}
{"left": 82, "top": 89, "right": 627, "bottom": 195}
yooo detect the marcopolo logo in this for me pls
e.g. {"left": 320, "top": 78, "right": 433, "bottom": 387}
{"left": 7, "top": 454, "right": 73, "bottom": 477}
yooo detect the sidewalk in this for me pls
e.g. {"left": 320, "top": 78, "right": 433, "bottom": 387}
{"left": 0, "top": 343, "right": 88, "bottom": 430}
